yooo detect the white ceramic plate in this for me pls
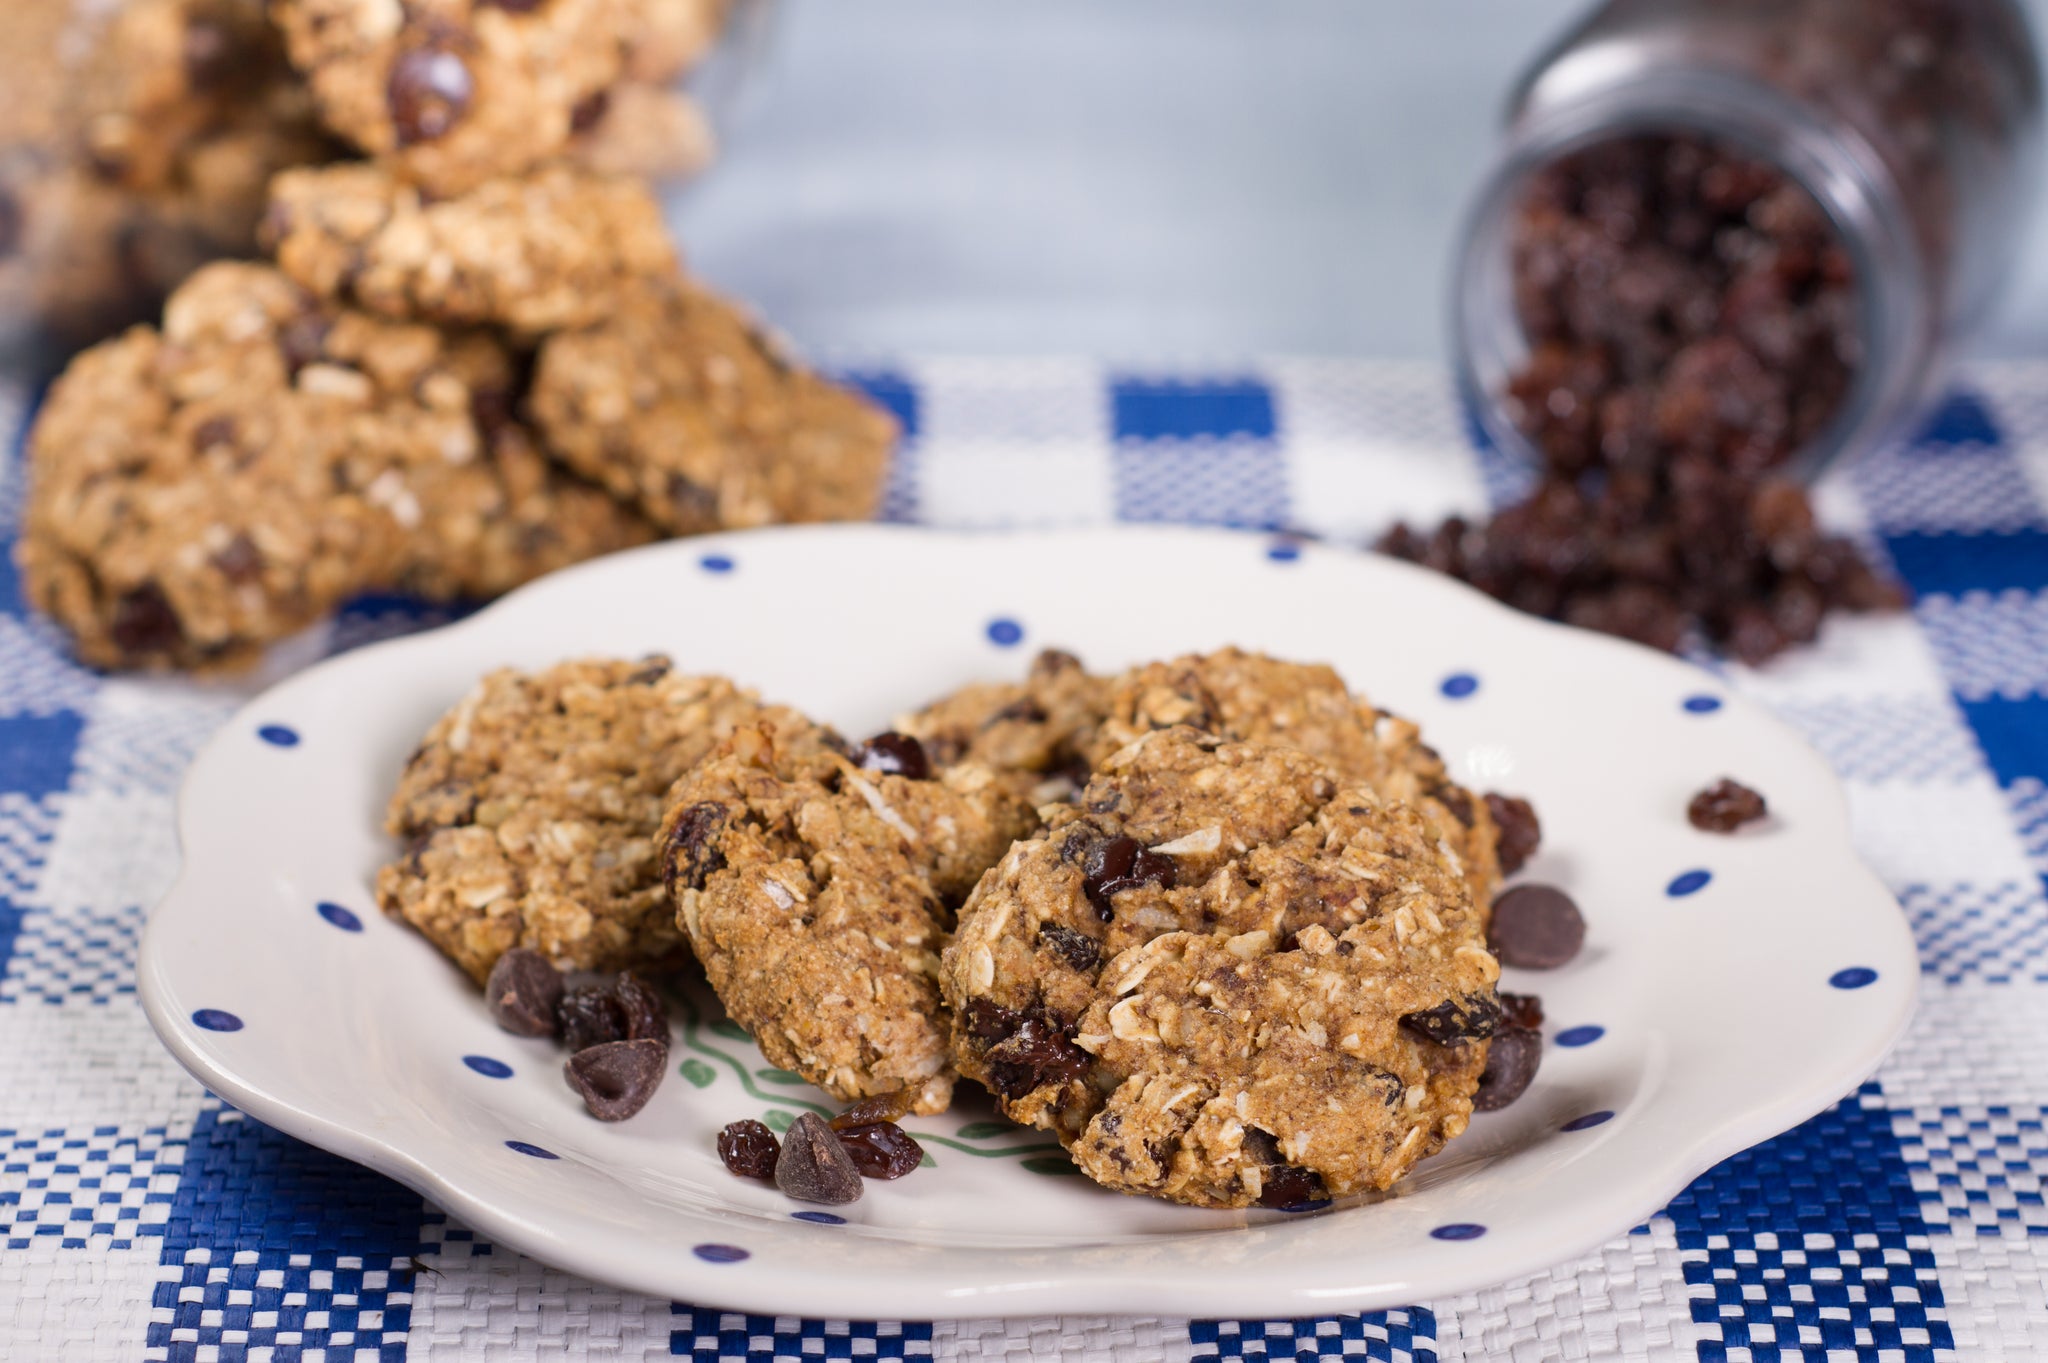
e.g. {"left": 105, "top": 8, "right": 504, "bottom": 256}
{"left": 139, "top": 525, "right": 1916, "bottom": 1319}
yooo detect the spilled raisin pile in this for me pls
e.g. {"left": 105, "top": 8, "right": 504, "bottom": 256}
{"left": 1384, "top": 133, "right": 1905, "bottom": 664}
{"left": 482, "top": 948, "right": 669, "bottom": 1121}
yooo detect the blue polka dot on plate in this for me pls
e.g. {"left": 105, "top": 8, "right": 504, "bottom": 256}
{"left": 694, "top": 1243, "right": 750, "bottom": 1263}
{"left": 1554, "top": 1025, "right": 1605, "bottom": 1048}
{"left": 700, "top": 553, "right": 735, "bottom": 574}
{"left": 986, "top": 618, "right": 1024, "bottom": 647}
{"left": 1830, "top": 967, "right": 1878, "bottom": 990}
{"left": 1666, "top": 869, "right": 1712, "bottom": 897}
{"left": 464, "top": 1056, "right": 513, "bottom": 1079}
{"left": 192, "top": 1008, "right": 243, "bottom": 1033}
{"left": 1430, "top": 1223, "right": 1486, "bottom": 1241}
{"left": 505, "top": 1140, "right": 558, "bottom": 1160}
{"left": 791, "top": 1211, "right": 845, "bottom": 1225}
{"left": 1562, "top": 1110, "right": 1614, "bottom": 1132}
{"left": 1439, "top": 673, "right": 1479, "bottom": 700}
{"left": 1275, "top": 1198, "right": 1331, "bottom": 1214}
{"left": 316, "top": 901, "right": 363, "bottom": 932}
{"left": 1266, "top": 541, "right": 1302, "bottom": 563}
{"left": 1682, "top": 695, "right": 1723, "bottom": 714}
{"left": 257, "top": 724, "right": 300, "bottom": 748}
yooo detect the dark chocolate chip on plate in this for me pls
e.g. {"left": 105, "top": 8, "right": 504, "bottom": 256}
{"left": 1487, "top": 884, "right": 1586, "bottom": 970}
{"left": 484, "top": 947, "right": 563, "bottom": 1038}
{"left": 1472, "top": 1026, "right": 1542, "bottom": 1112}
{"left": 564, "top": 1037, "right": 666, "bottom": 1121}
{"left": 718, "top": 1119, "right": 780, "bottom": 1179}
{"left": 775, "top": 1112, "right": 864, "bottom": 1205}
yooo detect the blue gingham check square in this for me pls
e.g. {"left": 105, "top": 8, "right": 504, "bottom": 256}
{"left": 2, "top": 357, "right": 2045, "bottom": 1362}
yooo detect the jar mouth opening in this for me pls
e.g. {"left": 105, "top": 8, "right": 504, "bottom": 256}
{"left": 1451, "top": 79, "right": 1934, "bottom": 487}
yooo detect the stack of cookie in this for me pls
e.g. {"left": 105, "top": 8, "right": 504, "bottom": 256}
{"left": 381, "top": 646, "right": 1539, "bottom": 1210}
{"left": 16, "top": 0, "right": 900, "bottom": 672}
{"left": 0, "top": 0, "right": 724, "bottom": 358}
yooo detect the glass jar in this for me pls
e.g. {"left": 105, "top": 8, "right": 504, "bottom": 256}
{"left": 1453, "top": 0, "right": 2044, "bottom": 481}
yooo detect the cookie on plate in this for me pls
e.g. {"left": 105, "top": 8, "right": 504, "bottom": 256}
{"left": 530, "top": 280, "right": 899, "bottom": 536}
{"left": 1089, "top": 648, "right": 1506, "bottom": 907}
{"left": 16, "top": 261, "right": 649, "bottom": 671}
{"left": 661, "top": 727, "right": 1037, "bottom": 1114}
{"left": 941, "top": 726, "right": 1500, "bottom": 1207}
{"left": 263, "top": 161, "right": 678, "bottom": 336}
{"left": 381, "top": 658, "right": 836, "bottom": 983}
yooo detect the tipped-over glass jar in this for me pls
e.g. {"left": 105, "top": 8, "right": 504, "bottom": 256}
{"left": 1453, "top": 0, "right": 2044, "bottom": 482}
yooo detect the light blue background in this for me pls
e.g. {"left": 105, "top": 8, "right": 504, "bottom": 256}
{"left": 672, "top": 0, "right": 2048, "bottom": 361}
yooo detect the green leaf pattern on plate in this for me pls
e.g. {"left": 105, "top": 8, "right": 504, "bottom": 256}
{"left": 678, "top": 1058, "right": 716, "bottom": 1088}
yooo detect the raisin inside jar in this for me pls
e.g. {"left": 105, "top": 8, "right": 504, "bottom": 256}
{"left": 1390, "top": 132, "right": 1905, "bottom": 665}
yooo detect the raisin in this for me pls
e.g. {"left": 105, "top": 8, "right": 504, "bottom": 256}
{"left": 556, "top": 985, "right": 628, "bottom": 1053}
{"left": 569, "top": 89, "right": 610, "bottom": 134}
{"left": 662, "top": 802, "right": 727, "bottom": 891}
{"left": 1037, "top": 922, "right": 1100, "bottom": 973}
{"left": 836, "top": 1122, "right": 924, "bottom": 1179}
{"left": 1400, "top": 994, "right": 1501, "bottom": 1046}
{"left": 1257, "top": 1164, "right": 1328, "bottom": 1210}
{"left": 484, "top": 947, "right": 562, "bottom": 1037}
{"left": 829, "top": 1092, "right": 915, "bottom": 1130}
{"left": 718, "top": 1119, "right": 779, "bottom": 1179}
{"left": 857, "top": 732, "right": 931, "bottom": 780}
{"left": 1082, "top": 836, "right": 1177, "bottom": 921}
{"left": 388, "top": 47, "right": 473, "bottom": 146}
{"left": 1497, "top": 991, "right": 1545, "bottom": 1031}
{"left": 983, "top": 1011, "right": 1090, "bottom": 1099}
{"left": 1484, "top": 793, "right": 1541, "bottom": 876}
{"left": 1687, "top": 778, "right": 1768, "bottom": 832}
{"left": 614, "top": 973, "right": 668, "bottom": 1044}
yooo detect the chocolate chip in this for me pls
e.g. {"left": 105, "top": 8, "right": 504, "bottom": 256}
{"left": 829, "top": 1092, "right": 915, "bottom": 1130}
{"left": 1037, "top": 922, "right": 1100, "bottom": 973}
{"left": 1484, "top": 793, "right": 1541, "bottom": 876}
{"left": 1472, "top": 1026, "right": 1542, "bottom": 1112}
{"left": 556, "top": 985, "right": 628, "bottom": 1053}
{"left": 1081, "top": 836, "right": 1178, "bottom": 922}
{"left": 857, "top": 732, "right": 931, "bottom": 780}
{"left": 836, "top": 1121, "right": 924, "bottom": 1179}
{"left": 718, "top": 1119, "right": 780, "bottom": 1178}
{"left": 569, "top": 89, "right": 610, "bottom": 134}
{"left": 1487, "top": 885, "right": 1586, "bottom": 970}
{"left": 775, "top": 1113, "right": 865, "bottom": 1205}
{"left": 662, "top": 802, "right": 727, "bottom": 891}
{"left": 109, "top": 583, "right": 184, "bottom": 660}
{"left": 388, "top": 47, "right": 474, "bottom": 146}
{"left": 1497, "top": 990, "right": 1545, "bottom": 1031}
{"left": 484, "top": 947, "right": 563, "bottom": 1037}
{"left": 1243, "top": 1130, "right": 1326, "bottom": 1208}
{"left": 1688, "top": 778, "right": 1768, "bottom": 832}
{"left": 210, "top": 534, "right": 262, "bottom": 585}
{"left": 1256, "top": 1164, "right": 1326, "bottom": 1209}
{"left": 962, "top": 997, "right": 1020, "bottom": 1043}
{"left": 564, "top": 1037, "right": 665, "bottom": 1120}
{"left": 1400, "top": 994, "right": 1501, "bottom": 1046}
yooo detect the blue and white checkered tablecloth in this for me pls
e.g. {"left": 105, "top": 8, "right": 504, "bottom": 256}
{"left": 1, "top": 357, "right": 2045, "bottom": 1362}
